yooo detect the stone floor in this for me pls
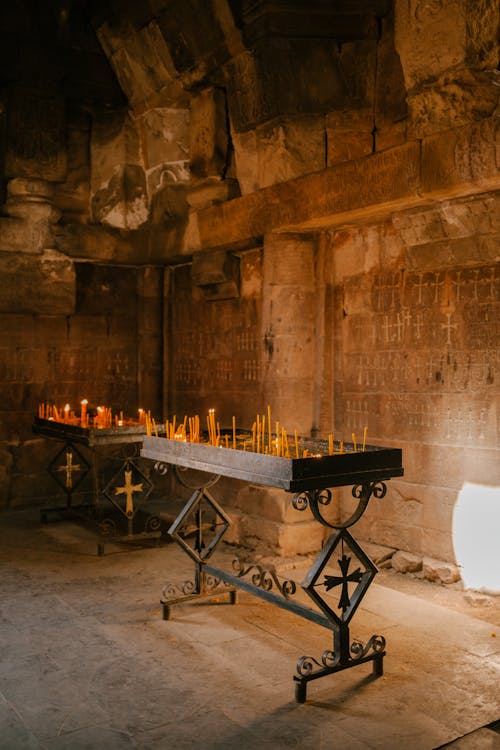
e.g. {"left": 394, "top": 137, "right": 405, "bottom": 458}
{"left": 0, "top": 506, "right": 499, "bottom": 750}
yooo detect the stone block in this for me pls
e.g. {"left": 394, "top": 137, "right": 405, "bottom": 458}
{"left": 422, "top": 556, "right": 461, "bottom": 584}
{"left": 0, "top": 250, "right": 75, "bottom": 315}
{"left": 391, "top": 549, "right": 423, "bottom": 573}
{"left": 255, "top": 116, "right": 325, "bottom": 190}
{"left": 407, "top": 69, "right": 499, "bottom": 139}
{"left": 0, "top": 314, "right": 36, "bottom": 346}
{"left": 326, "top": 109, "right": 373, "bottom": 166}
{"left": 190, "top": 88, "right": 227, "bottom": 179}
{"left": 231, "top": 484, "right": 297, "bottom": 524}
{"left": 139, "top": 107, "right": 190, "bottom": 169}
{"left": 420, "top": 530, "right": 457, "bottom": 564}
{"left": 421, "top": 119, "right": 500, "bottom": 197}
{"left": 263, "top": 235, "right": 316, "bottom": 288}
{"left": 231, "top": 129, "right": 259, "bottom": 196}
{"left": 5, "top": 88, "right": 66, "bottom": 181}
{"left": 238, "top": 513, "right": 325, "bottom": 557}
{"left": 395, "top": 0, "right": 467, "bottom": 91}
{"left": 97, "top": 20, "right": 177, "bottom": 109}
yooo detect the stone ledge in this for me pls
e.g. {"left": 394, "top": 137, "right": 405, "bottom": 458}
{"left": 175, "top": 116, "right": 500, "bottom": 256}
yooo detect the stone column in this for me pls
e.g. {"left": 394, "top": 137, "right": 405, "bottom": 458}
{"left": 261, "top": 232, "right": 319, "bottom": 434}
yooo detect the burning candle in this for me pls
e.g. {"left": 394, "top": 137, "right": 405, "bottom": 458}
{"left": 80, "top": 399, "right": 88, "bottom": 427}
{"left": 64, "top": 404, "right": 70, "bottom": 422}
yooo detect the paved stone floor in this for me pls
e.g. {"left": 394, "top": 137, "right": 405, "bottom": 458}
{"left": 0, "top": 506, "right": 499, "bottom": 750}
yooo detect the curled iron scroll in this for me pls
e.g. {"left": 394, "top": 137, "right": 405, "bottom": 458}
{"left": 292, "top": 481, "right": 387, "bottom": 529}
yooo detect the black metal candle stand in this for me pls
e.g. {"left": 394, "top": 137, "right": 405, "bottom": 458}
{"left": 141, "top": 435, "right": 403, "bottom": 702}
{"left": 33, "top": 418, "right": 162, "bottom": 555}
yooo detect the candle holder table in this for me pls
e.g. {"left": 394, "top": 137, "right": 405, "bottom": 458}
{"left": 141, "top": 434, "right": 403, "bottom": 702}
{"left": 33, "top": 418, "right": 162, "bottom": 555}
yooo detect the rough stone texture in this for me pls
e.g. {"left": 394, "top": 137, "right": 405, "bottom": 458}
{"left": 233, "top": 116, "right": 325, "bottom": 192}
{"left": 189, "top": 87, "right": 228, "bottom": 180}
{"left": 394, "top": 0, "right": 500, "bottom": 138}
{"left": 392, "top": 550, "right": 423, "bottom": 573}
{"left": 0, "top": 179, "right": 61, "bottom": 255}
{"left": 96, "top": 20, "right": 180, "bottom": 111}
{"left": 423, "top": 557, "right": 462, "bottom": 585}
{"left": 5, "top": 87, "right": 67, "bottom": 181}
{"left": 0, "top": 250, "right": 75, "bottom": 315}
{"left": 90, "top": 110, "right": 148, "bottom": 230}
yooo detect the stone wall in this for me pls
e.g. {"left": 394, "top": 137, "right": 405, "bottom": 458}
{"left": 0, "top": 0, "right": 498, "bottom": 584}
{"left": 324, "top": 194, "right": 499, "bottom": 568}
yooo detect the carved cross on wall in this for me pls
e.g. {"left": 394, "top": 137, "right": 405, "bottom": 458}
{"left": 322, "top": 554, "right": 363, "bottom": 613}
{"left": 114, "top": 469, "right": 143, "bottom": 517}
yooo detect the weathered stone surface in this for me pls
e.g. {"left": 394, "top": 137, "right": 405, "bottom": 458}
{"left": 395, "top": 0, "right": 468, "bottom": 93}
{"left": 391, "top": 550, "right": 423, "bottom": 573}
{"left": 326, "top": 109, "right": 373, "bottom": 167}
{"left": 5, "top": 87, "right": 66, "bottom": 181}
{"left": 189, "top": 88, "right": 227, "bottom": 180}
{"left": 0, "top": 179, "right": 60, "bottom": 255}
{"left": 423, "top": 557, "right": 461, "bottom": 585}
{"left": 0, "top": 250, "right": 75, "bottom": 315}
{"left": 90, "top": 111, "right": 148, "bottom": 230}
{"left": 97, "top": 20, "right": 179, "bottom": 110}
{"left": 53, "top": 110, "right": 91, "bottom": 220}
{"left": 139, "top": 107, "right": 190, "bottom": 169}
{"left": 407, "top": 69, "right": 500, "bottom": 139}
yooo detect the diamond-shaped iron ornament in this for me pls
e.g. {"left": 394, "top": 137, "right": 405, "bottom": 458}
{"left": 302, "top": 527, "right": 378, "bottom": 627}
{"left": 168, "top": 488, "right": 231, "bottom": 564}
{"left": 103, "top": 460, "right": 153, "bottom": 519}
{"left": 48, "top": 443, "right": 90, "bottom": 494}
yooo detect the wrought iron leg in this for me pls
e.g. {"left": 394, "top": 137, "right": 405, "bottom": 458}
{"left": 158, "top": 468, "right": 236, "bottom": 616}
{"left": 290, "top": 482, "right": 388, "bottom": 701}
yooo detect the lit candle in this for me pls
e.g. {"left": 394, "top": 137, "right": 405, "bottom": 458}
{"left": 64, "top": 404, "right": 70, "bottom": 423}
{"left": 81, "top": 399, "right": 88, "bottom": 427}
{"left": 138, "top": 408, "right": 145, "bottom": 424}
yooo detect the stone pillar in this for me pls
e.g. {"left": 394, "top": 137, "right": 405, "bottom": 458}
{"left": 261, "top": 232, "right": 319, "bottom": 434}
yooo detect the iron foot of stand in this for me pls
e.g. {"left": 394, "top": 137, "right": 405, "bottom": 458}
{"left": 293, "top": 648, "right": 385, "bottom": 703}
{"left": 161, "top": 587, "right": 237, "bottom": 621}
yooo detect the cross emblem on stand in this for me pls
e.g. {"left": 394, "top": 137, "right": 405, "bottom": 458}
{"left": 48, "top": 443, "right": 90, "bottom": 497}
{"left": 322, "top": 554, "right": 363, "bottom": 613}
{"left": 56, "top": 448, "right": 82, "bottom": 490}
{"left": 114, "top": 469, "right": 143, "bottom": 517}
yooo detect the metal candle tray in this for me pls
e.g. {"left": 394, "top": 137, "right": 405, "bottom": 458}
{"left": 33, "top": 417, "right": 147, "bottom": 447}
{"left": 141, "top": 435, "right": 403, "bottom": 491}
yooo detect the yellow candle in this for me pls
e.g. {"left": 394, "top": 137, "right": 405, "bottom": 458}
{"left": 362, "top": 426, "right": 367, "bottom": 452}
{"left": 267, "top": 405, "right": 272, "bottom": 451}
{"left": 81, "top": 399, "right": 88, "bottom": 427}
{"left": 352, "top": 433, "right": 357, "bottom": 452}
{"left": 232, "top": 415, "right": 236, "bottom": 449}
{"left": 64, "top": 403, "right": 70, "bottom": 423}
{"left": 294, "top": 429, "right": 299, "bottom": 459}
{"left": 328, "top": 433, "right": 333, "bottom": 454}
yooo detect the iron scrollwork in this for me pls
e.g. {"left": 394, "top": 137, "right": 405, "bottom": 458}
{"left": 292, "top": 481, "right": 387, "bottom": 529}
{"left": 296, "top": 634, "right": 386, "bottom": 678}
{"left": 232, "top": 559, "right": 297, "bottom": 599}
